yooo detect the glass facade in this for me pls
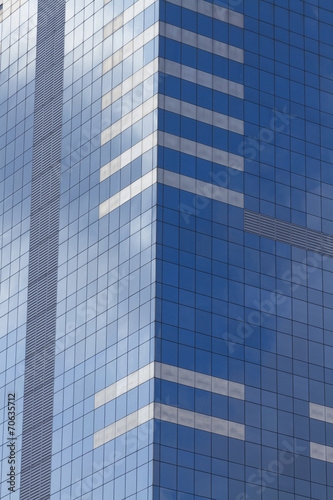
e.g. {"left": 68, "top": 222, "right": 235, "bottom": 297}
{"left": 0, "top": 0, "right": 37, "bottom": 498}
{"left": 1, "top": 0, "right": 333, "bottom": 499}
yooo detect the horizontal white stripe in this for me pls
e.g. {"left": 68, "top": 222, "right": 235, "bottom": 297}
{"left": 160, "top": 22, "right": 243, "bottom": 64}
{"left": 158, "top": 168, "right": 244, "bottom": 207}
{"left": 104, "top": 0, "right": 156, "bottom": 38}
{"left": 99, "top": 169, "right": 158, "bottom": 218}
{"left": 159, "top": 95, "right": 244, "bottom": 135}
{"left": 156, "top": 403, "right": 245, "bottom": 440}
{"left": 99, "top": 167, "right": 243, "bottom": 217}
{"left": 100, "top": 130, "right": 243, "bottom": 184}
{"left": 95, "top": 362, "right": 155, "bottom": 408}
{"left": 310, "top": 442, "right": 333, "bottom": 463}
{"left": 166, "top": 0, "right": 244, "bottom": 28}
{"left": 159, "top": 131, "right": 244, "bottom": 171}
{"left": 101, "top": 93, "right": 243, "bottom": 149}
{"left": 95, "top": 362, "right": 245, "bottom": 409}
{"left": 100, "top": 132, "right": 158, "bottom": 182}
{"left": 94, "top": 403, "right": 155, "bottom": 448}
{"left": 93, "top": 402, "right": 245, "bottom": 448}
{"left": 309, "top": 402, "right": 333, "bottom": 424}
{"left": 102, "top": 58, "right": 158, "bottom": 109}
{"left": 103, "top": 22, "right": 159, "bottom": 74}
{"left": 156, "top": 363, "right": 244, "bottom": 399}
{"left": 160, "top": 58, "right": 244, "bottom": 99}
{"left": 101, "top": 95, "right": 158, "bottom": 145}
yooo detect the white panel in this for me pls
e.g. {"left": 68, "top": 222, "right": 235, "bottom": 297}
{"left": 228, "top": 381, "right": 245, "bottom": 400}
{"left": 212, "top": 417, "right": 228, "bottom": 436}
{"left": 228, "top": 420, "right": 245, "bottom": 440}
{"left": 310, "top": 442, "right": 329, "bottom": 462}
{"left": 309, "top": 402, "right": 333, "bottom": 424}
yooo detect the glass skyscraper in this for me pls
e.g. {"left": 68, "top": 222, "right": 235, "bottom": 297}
{"left": 1, "top": 0, "right": 333, "bottom": 498}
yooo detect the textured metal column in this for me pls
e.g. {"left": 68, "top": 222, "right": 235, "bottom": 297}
{"left": 20, "top": 1, "right": 66, "bottom": 498}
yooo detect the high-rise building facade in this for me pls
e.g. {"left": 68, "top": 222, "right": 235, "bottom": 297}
{"left": 1, "top": 0, "right": 333, "bottom": 499}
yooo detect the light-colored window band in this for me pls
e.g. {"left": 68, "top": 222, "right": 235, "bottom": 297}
{"left": 102, "top": 75, "right": 155, "bottom": 117}
{"left": 103, "top": 0, "right": 243, "bottom": 28}
{"left": 102, "top": 21, "right": 242, "bottom": 78}
{"left": 101, "top": 94, "right": 243, "bottom": 148}
{"left": 159, "top": 95, "right": 244, "bottom": 135}
{"left": 99, "top": 167, "right": 244, "bottom": 218}
{"left": 99, "top": 168, "right": 158, "bottom": 218}
{"left": 159, "top": 58, "right": 244, "bottom": 99}
{"left": 102, "top": 58, "right": 158, "bottom": 108}
{"left": 160, "top": 22, "right": 244, "bottom": 64}
{"left": 95, "top": 362, "right": 245, "bottom": 409}
{"left": 159, "top": 131, "right": 244, "bottom": 171}
{"left": 101, "top": 95, "right": 158, "bottom": 146}
{"left": 155, "top": 403, "right": 245, "bottom": 440}
{"left": 94, "top": 403, "right": 155, "bottom": 449}
{"left": 103, "top": 22, "right": 159, "bottom": 74}
{"left": 157, "top": 168, "right": 244, "bottom": 208}
{"left": 309, "top": 402, "right": 333, "bottom": 424}
{"left": 95, "top": 363, "right": 155, "bottom": 409}
{"left": 163, "top": 0, "right": 243, "bottom": 28}
{"left": 156, "top": 362, "right": 244, "bottom": 399}
{"left": 310, "top": 442, "right": 333, "bottom": 463}
{"left": 100, "top": 132, "right": 158, "bottom": 182}
{"left": 102, "top": 58, "right": 243, "bottom": 116}
{"left": 93, "top": 402, "right": 245, "bottom": 448}
{"left": 100, "top": 131, "right": 243, "bottom": 184}
{"left": 104, "top": 0, "right": 156, "bottom": 38}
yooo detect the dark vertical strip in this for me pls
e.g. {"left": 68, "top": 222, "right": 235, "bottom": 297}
{"left": 20, "top": 1, "right": 65, "bottom": 499}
